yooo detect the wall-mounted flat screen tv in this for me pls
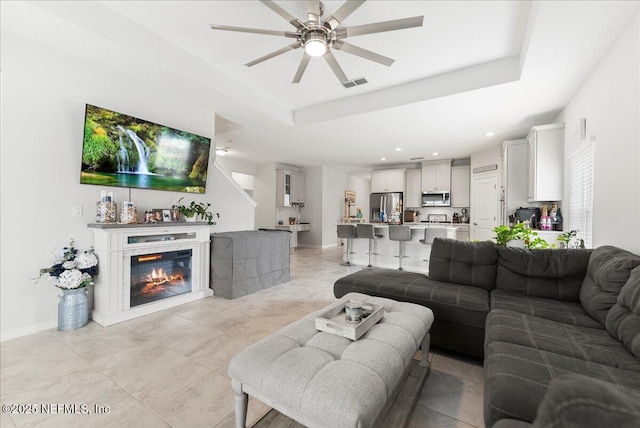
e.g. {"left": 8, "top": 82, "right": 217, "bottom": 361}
{"left": 80, "top": 104, "right": 211, "bottom": 193}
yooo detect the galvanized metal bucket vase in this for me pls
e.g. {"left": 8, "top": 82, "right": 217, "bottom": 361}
{"left": 58, "top": 288, "right": 89, "bottom": 331}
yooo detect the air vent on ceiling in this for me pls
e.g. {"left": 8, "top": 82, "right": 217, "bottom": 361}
{"left": 409, "top": 157, "right": 425, "bottom": 161}
{"left": 342, "top": 77, "right": 368, "bottom": 88}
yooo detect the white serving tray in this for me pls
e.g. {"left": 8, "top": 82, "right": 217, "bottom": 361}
{"left": 315, "top": 302, "right": 384, "bottom": 341}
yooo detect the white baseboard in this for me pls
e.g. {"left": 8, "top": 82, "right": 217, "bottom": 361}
{"left": 1, "top": 318, "right": 57, "bottom": 342}
{"left": 321, "top": 243, "right": 339, "bottom": 249}
{"left": 296, "top": 243, "right": 339, "bottom": 249}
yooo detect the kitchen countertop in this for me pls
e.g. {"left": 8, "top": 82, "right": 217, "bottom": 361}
{"left": 275, "top": 223, "right": 311, "bottom": 230}
{"left": 369, "top": 223, "right": 460, "bottom": 230}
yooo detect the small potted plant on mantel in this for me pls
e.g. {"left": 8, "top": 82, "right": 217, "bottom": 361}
{"left": 173, "top": 197, "right": 219, "bottom": 225}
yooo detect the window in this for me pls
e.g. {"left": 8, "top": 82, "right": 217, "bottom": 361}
{"left": 568, "top": 138, "right": 594, "bottom": 248}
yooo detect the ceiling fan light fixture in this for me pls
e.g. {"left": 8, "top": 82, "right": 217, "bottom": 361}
{"left": 304, "top": 36, "right": 327, "bottom": 57}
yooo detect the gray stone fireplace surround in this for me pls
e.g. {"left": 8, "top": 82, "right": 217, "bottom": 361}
{"left": 210, "top": 230, "right": 291, "bottom": 299}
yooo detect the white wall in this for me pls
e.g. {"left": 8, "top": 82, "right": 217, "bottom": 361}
{"left": 298, "top": 166, "right": 323, "bottom": 247}
{"left": 0, "top": 33, "right": 254, "bottom": 340}
{"left": 295, "top": 166, "right": 370, "bottom": 248}
{"left": 216, "top": 158, "right": 257, "bottom": 177}
{"left": 254, "top": 163, "right": 278, "bottom": 229}
{"left": 322, "top": 168, "right": 348, "bottom": 247}
{"left": 555, "top": 12, "right": 639, "bottom": 253}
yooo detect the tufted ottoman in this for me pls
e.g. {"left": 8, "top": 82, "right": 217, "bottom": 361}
{"left": 228, "top": 292, "right": 434, "bottom": 428}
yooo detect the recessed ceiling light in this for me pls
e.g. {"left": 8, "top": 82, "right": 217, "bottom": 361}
{"left": 395, "top": 148, "right": 402, "bottom": 152}
{"left": 380, "top": 157, "right": 386, "bottom": 161}
{"left": 486, "top": 132, "right": 495, "bottom": 137}
{"left": 216, "top": 148, "right": 228, "bottom": 156}
{"left": 432, "top": 152, "right": 438, "bottom": 156}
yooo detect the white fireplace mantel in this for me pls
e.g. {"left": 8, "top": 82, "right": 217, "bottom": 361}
{"left": 88, "top": 222, "right": 213, "bottom": 326}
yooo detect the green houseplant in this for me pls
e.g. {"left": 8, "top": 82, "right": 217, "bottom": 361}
{"left": 557, "top": 230, "right": 578, "bottom": 248}
{"left": 173, "top": 198, "right": 219, "bottom": 225}
{"left": 493, "top": 222, "right": 552, "bottom": 249}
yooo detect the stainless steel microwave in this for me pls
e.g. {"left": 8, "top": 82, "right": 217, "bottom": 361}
{"left": 421, "top": 191, "right": 451, "bottom": 207}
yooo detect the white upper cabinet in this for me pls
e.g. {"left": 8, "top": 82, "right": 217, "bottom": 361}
{"left": 421, "top": 160, "right": 452, "bottom": 192}
{"left": 276, "top": 170, "right": 306, "bottom": 206}
{"left": 527, "top": 124, "right": 564, "bottom": 202}
{"left": 451, "top": 165, "right": 470, "bottom": 207}
{"left": 405, "top": 169, "right": 422, "bottom": 208}
{"left": 291, "top": 172, "right": 306, "bottom": 204}
{"left": 371, "top": 169, "right": 406, "bottom": 193}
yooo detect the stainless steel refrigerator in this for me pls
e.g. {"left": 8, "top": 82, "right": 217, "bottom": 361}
{"left": 370, "top": 192, "right": 403, "bottom": 224}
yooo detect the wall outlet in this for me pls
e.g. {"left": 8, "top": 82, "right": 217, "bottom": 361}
{"left": 72, "top": 205, "right": 83, "bottom": 217}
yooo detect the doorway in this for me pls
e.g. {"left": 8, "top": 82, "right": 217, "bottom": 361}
{"left": 472, "top": 174, "right": 498, "bottom": 241}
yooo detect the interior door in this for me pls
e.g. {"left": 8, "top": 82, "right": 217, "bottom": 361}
{"left": 472, "top": 174, "right": 498, "bottom": 241}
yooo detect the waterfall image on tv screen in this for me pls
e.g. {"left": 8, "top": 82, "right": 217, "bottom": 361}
{"left": 80, "top": 104, "right": 211, "bottom": 193}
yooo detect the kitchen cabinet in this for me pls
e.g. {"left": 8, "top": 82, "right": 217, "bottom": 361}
{"left": 451, "top": 165, "right": 470, "bottom": 207}
{"left": 291, "top": 172, "right": 306, "bottom": 204}
{"left": 405, "top": 169, "right": 422, "bottom": 208}
{"left": 456, "top": 224, "right": 470, "bottom": 241}
{"left": 421, "top": 160, "right": 451, "bottom": 192}
{"left": 527, "top": 124, "right": 564, "bottom": 202}
{"left": 276, "top": 170, "right": 306, "bottom": 206}
{"left": 371, "top": 169, "right": 406, "bottom": 193}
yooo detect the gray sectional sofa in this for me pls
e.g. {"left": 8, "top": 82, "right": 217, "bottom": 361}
{"left": 333, "top": 238, "right": 640, "bottom": 427}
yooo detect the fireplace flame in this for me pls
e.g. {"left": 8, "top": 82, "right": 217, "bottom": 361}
{"left": 144, "top": 268, "right": 184, "bottom": 287}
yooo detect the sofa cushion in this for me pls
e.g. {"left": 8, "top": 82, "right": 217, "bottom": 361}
{"left": 491, "top": 290, "right": 602, "bottom": 328}
{"left": 532, "top": 374, "right": 640, "bottom": 428}
{"left": 485, "top": 309, "right": 640, "bottom": 370}
{"left": 496, "top": 247, "right": 592, "bottom": 302}
{"left": 580, "top": 246, "right": 640, "bottom": 326}
{"left": 334, "top": 268, "right": 489, "bottom": 329}
{"left": 606, "top": 266, "right": 640, "bottom": 359}
{"left": 428, "top": 238, "right": 498, "bottom": 291}
{"left": 484, "top": 341, "right": 640, "bottom": 427}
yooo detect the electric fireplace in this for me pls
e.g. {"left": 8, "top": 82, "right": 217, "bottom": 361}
{"left": 130, "top": 249, "right": 192, "bottom": 307}
{"left": 89, "top": 223, "right": 213, "bottom": 327}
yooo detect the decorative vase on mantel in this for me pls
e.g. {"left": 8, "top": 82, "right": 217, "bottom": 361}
{"left": 58, "top": 287, "right": 89, "bottom": 331}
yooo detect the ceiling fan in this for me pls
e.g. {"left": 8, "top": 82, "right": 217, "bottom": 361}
{"left": 210, "top": 0, "right": 424, "bottom": 87}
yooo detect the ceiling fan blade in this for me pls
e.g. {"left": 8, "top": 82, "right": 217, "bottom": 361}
{"left": 341, "top": 15, "right": 424, "bottom": 38}
{"left": 245, "top": 42, "right": 300, "bottom": 67}
{"left": 209, "top": 24, "right": 297, "bottom": 38}
{"left": 292, "top": 54, "right": 312, "bottom": 83}
{"left": 333, "top": 40, "right": 395, "bottom": 66}
{"left": 323, "top": 51, "right": 349, "bottom": 84}
{"left": 260, "top": 0, "right": 303, "bottom": 29}
{"left": 307, "top": 0, "right": 321, "bottom": 25}
{"left": 325, "top": 0, "right": 367, "bottom": 30}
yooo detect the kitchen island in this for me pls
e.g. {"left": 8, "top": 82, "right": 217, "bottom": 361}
{"left": 210, "top": 230, "right": 290, "bottom": 299}
{"left": 342, "top": 223, "right": 458, "bottom": 274}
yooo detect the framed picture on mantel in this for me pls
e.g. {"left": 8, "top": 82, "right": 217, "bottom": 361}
{"left": 152, "top": 209, "right": 164, "bottom": 222}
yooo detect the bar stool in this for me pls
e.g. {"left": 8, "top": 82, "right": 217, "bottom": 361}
{"left": 356, "top": 223, "right": 383, "bottom": 268}
{"left": 336, "top": 224, "right": 357, "bottom": 266}
{"left": 419, "top": 228, "right": 449, "bottom": 261}
{"left": 389, "top": 225, "right": 412, "bottom": 270}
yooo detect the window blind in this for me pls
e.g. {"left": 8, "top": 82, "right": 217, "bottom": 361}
{"left": 568, "top": 138, "right": 594, "bottom": 248}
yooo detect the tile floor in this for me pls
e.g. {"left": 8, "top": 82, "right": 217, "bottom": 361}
{"left": 1, "top": 246, "right": 484, "bottom": 428}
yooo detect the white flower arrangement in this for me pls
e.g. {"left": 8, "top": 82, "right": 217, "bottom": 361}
{"left": 38, "top": 240, "right": 99, "bottom": 289}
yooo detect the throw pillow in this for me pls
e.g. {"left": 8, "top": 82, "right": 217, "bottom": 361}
{"left": 580, "top": 246, "right": 640, "bottom": 326}
{"left": 428, "top": 238, "right": 498, "bottom": 290}
{"left": 606, "top": 266, "right": 640, "bottom": 359}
